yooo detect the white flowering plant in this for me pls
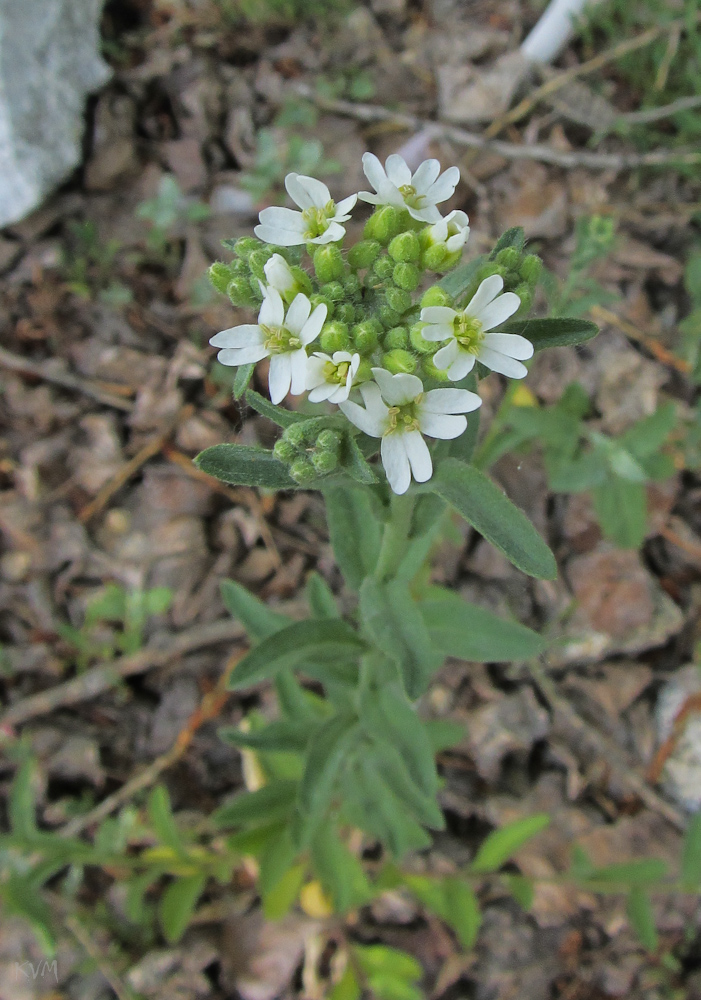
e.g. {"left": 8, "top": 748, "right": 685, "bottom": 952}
{"left": 195, "top": 153, "right": 600, "bottom": 930}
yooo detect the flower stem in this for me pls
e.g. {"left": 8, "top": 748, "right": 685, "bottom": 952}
{"left": 373, "top": 492, "right": 416, "bottom": 582}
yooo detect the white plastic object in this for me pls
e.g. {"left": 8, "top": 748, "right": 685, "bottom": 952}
{"left": 521, "top": 0, "right": 606, "bottom": 64}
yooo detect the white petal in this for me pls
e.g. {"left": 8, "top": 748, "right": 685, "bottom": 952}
{"left": 299, "top": 303, "right": 327, "bottom": 346}
{"left": 284, "top": 173, "right": 314, "bottom": 210}
{"left": 269, "top": 354, "right": 292, "bottom": 404}
{"left": 403, "top": 430, "right": 432, "bottom": 483}
{"left": 420, "top": 324, "right": 454, "bottom": 343}
{"left": 254, "top": 225, "right": 307, "bottom": 246}
{"left": 289, "top": 349, "right": 309, "bottom": 395}
{"left": 358, "top": 191, "right": 384, "bottom": 205}
{"left": 327, "top": 382, "right": 352, "bottom": 404}
{"left": 295, "top": 174, "right": 331, "bottom": 209}
{"left": 309, "top": 382, "right": 339, "bottom": 402}
{"left": 362, "top": 152, "right": 388, "bottom": 193}
{"left": 349, "top": 353, "right": 360, "bottom": 378}
{"left": 339, "top": 397, "right": 386, "bottom": 437}
{"left": 381, "top": 434, "right": 411, "bottom": 495}
{"left": 305, "top": 354, "right": 328, "bottom": 389}
{"left": 420, "top": 306, "right": 457, "bottom": 324}
{"left": 210, "top": 324, "right": 263, "bottom": 349}
{"left": 331, "top": 350, "right": 354, "bottom": 364}
{"left": 384, "top": 154, "right": 412, "bottom": 188}
{"left": 446, "top": 230, "right": 469, "bottom": 252}
{"left": 446, "top": 353, "right": 476, "bottom": 381}
{"left": 433, "top": 341, "right": 460, "bottom": 371}
{"left": 359, "top": 381, "right": 390, "bottom": 422}
{"left": 477, "top": 346, "right": 529, "bottom": 379}
{"left": 217, "top": 344, "right": 269, "bottom": 366}
{"left": 464, "top": 274, "right": 504, "bottom": 317}
{"left": 421, "top": 388, "right": 482, "bottom": 414}
{"left": 408, "top": 204, "right": 442, "bottom": 224}
{"left": 411, "top": 158, "right": 441, "bottom": 194}
{"left": 285, "top": 293, "right": 312, "bottom": 335}
{"left": 482, "top": 332, "right": 534, "bottom": 360}
{"left": 259, "top": 286, "right": 285, "bottom": 327}
{"left": 257, "top": 206, "right": 306, "bottom": 233}
{"left": 371, "top": 368, "right": 422, "bottom": 406}
{"left": 418, "top": 411, "right": 467, "bottom": 439}
{"left": 478, "top": 292, "right": 522, "bottom": 332}
{"left": 311, "top": 221, "right": 346, "bottom": 244}
{"left": 335, "top": 194, "right": 358, "bottom": 217}
{"left": 424, "top": 166, "right": 460, "bottom": 205}
{"left": 444, "top": 209, "right": 469, "bottom": 228}
{"left": 264, "top": 254, "right": 295, "bottom": 292}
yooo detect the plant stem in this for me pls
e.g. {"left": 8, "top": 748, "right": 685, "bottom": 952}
{"left": 373, "top": 493, "right": 416, "bottom": 582}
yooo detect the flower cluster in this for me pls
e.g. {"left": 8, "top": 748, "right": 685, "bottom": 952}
{"left": 209, "top": 154, "right": 541, "bottom": 494}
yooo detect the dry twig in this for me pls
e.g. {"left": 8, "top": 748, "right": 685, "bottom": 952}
{"left": 589, "top": 304, "right": 691, "bottom": 375}
{"left": 0, "top": 345, "right": 134, "bottom": 412}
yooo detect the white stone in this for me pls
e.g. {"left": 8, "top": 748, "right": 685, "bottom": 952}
{"left": 0, "top": 0, "right": 111, "bottom": 227}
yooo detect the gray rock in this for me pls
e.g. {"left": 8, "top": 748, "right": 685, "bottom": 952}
{"left": 0, "top": 0, "right": 111, "bottom": 228}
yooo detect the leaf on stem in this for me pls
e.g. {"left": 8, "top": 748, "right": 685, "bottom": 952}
{"left": 194, "top": 443, "right": 296, "bottom": 489}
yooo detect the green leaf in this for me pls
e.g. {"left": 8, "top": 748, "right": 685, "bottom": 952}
{"left": 370, "top": 737, "right": 445, "bottom": 830}
{"left": 354, "top": 944, "right": 423, "bottom": 982}
{"left": 306, "top": 571, "right": 339, "bottom": 618}
{"left": 471, "top": 814, "right": 550, "bottom": 874}
{"left": 504, "top": 874, "right": 534, "bottom": 910}
{"left": 343, "top": 755, "right": 431, "bottom": 858}
{"left": 627, "top": 887, "right": 658, "bottom": 952}
{"left": 342, "top": 432, "right": 379, "bottom": 484}
{"left": 212, "top": 779, "right": 298, "bottom": 829}
{"left": 220, "top": 579, "right": 291, "bottom": 641}
{"left": 275, "top": 671, "right": 328, "bottom": 722}
{"left": 489, "top": 227, "right": 525, "bottom": 259}
{"left": 586, "top": 859, "right": 668, "bottom": 886}
{"left": 159, "top": 874, "right": 206, "bottom": 944}
{"left": 220, "top": 720, "right": 311, "bottom": 753}
{"left": 244, "top": 389, "right": 306, "bottom": 427}
{"left": 443, "top": 878, "right": 481, "bottom": 950}
{"left": 424, "top": 719, "right": 465, "bottom": 753}
{"left": 194, "top": 444, "right": 296, "bottom": 489}
{"left": 620, "top": 403, "right": 677, "bottom": 459}
{"left": 233, "top": 363, "right": 255, "bottom": 399}
{"left": 433, "top": 460, "right": 557, "bottom": 580}
{"left": 9, "top": 758, "right": 38, "bottom": 840}
{"left": 682, "top": 813, "right": 701, "bottom": 888}
{"left": 591, "top": 477, "right": 647, "bottom": 548}
{"left": 420, "top": 589, "right": 545, "bottom": 662}
{"left": 438, "top": 254, "right": 486, "bottom": 301}
{"left": 1, "top": 874, "right": 56, "bottom": 955}
{"left": 310, "top": 825, "right": 371, "bottom": 912}
{"left": 329, "top": 964, "right": 361, "bottom": 1000}
{"left": 228, "top": 619, "right": 367, "bottom": 690}
{"left": 298, "top": 713, "right": 358, "bottom": 819}
{"left": 148, "top": 786, "right": 186, "bottom": 855}
{"left": 260, "top": 850, "right": 306, "bottom": 920}
{"left": 360, "top": 578, "right": 443, "bottom": 699}
{"left": 323, "top": 484, "right": 381, "bottom": 588}
{"left": 367, "top": 683, "right": 439, "bottom": 800}
{"left": 501, "top": 317, "right": 599, "bottom": 350}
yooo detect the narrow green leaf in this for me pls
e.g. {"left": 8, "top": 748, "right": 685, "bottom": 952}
{"left": 504, "top": 874, "right": 535, "bottom": 911}
{"left": 311, "top": 824, "right": 371, "bottom": 913}
{"left": 359, "top": 579, "right": 443, "bottom": 699}
{"left": 212, "top": 779, "right": 298, "bottom": 829}
{"left": 9, "top": 758, "right": 38, "bottom": 840}
{"left": 489, "top": 227, "right": 525, "bottom": 259}
{"left": 344, "top": 755, "right": 432, "bottom": 858}
{"left": 424, "top": 718, "right": 465, "bottom": 753}
{"left": 420, "top": 589, "right": 545, "bottom": 662}
{"left": 219, "top": 719, "right": 311, "bottom": 753}
{"left": 323, "top": 484, "right": 381, "bottom": 588}
{"left": 627, "top": 887, "right": 658, "bottom": 952}
{"left": 354, "top": 944, "right": 423, "bottom": 982}
{"left": 220, "top": 579, "right": 291, "bottom": 640}
{"left": 443, "top": 878, "right": 481, "bottom": 950}
{"left": 370, "top": 737, "right": 445, "bottom": 830}
{"left": 586, "top": 859, "right": 668, "bottom": 886}
{"left": 433, "top": 459, "right": 557, "bottom": 579}
{"left": 621, "top": 403, "right": 676, "bottom": 459}
{"left": 591, "top": 477, "right": 647, "bottom": 549}
{"left": 148, "top": 787, "right": 185, "bottom": 855}
{"left": 228, "top": 619, "right": 366, "bottom": 690}
{"left": 194, "top": 444, "right": 296, "bottom": 489}
{"left": 438, "top": 254, "right": 486, "bottom": 301}
{"left": 500, "top": 316, "right": 599, "bottom": 350}
{"left": 233, "top": 363, "right": 255, "bottom": 399}
{"left": 682, "top": 813, "right": 701, "bottom": 887}
{"left": 306, "top": 571, "right": 339, "bottom": 618}
{"left": 275, "top": 671, "right": 328, "bottom": 723}
{"left": 2, "top": 874, "right": 56, "bottom": 955}
{"left": 366, "top": 683, "right": 439, "bottom": 800}
{"left": 342, "top": 433, "right": 379, "bottom": 484}
{"left": 159, "top": 874, "right": 206, "bottom": 944}
{"left": 245, "top": 388, "right": 305, "bottom": 427}
{"left": 329, "top": 963, "right": 361, "bottom": 1000}
{"left": 299, "top": 713, "right": 357, "bottom": 818}
{"left": 471, "top": 814, "right": 550, "bottom": 874}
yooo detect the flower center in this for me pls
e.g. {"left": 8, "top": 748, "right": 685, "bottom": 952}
{"left": 453, "top": 314, "right": 484, "bottom": 354}
{"left": 398, "top": 184, "right": 426, "bottom": 210}
{"left": 386, "top": 398, "right": 421, "bottom": 435}
{"left": 261, "top": 324, "right": 302, "bottom": 354}
{"left": 323, "top": 360, "right": 351, "bottom": 385}
{"left": 301, "top": 202, "right": 335, "bottom": 239}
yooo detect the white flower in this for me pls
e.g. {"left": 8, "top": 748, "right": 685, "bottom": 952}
{"left": 358, "top": 153, "right": 460, "bottom": 224}
{"left": 306, "top": 351, "right": 360, "bottom": 404}
{"left": 210, "top": 287, "right": 327, "bottom": 404}
{"left": 420, "top": 275, "right": 532, "bottom": 381}
{"left": 263, "top": 253, "right": 296, "bottom": 295}
{"left": 339, "top": 368, "right": 481, "bottom": 495}
{"left": 254, "top": 173, "right": 357, "bottom": 246}
{"left": 425, "top": 210, "right": 470, "bottom": 253}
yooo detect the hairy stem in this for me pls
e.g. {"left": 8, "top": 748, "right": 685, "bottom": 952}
{"left": 373, "top": 492, "right": 416, "bottom": 582}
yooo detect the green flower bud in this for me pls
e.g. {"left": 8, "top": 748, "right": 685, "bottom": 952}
{"left": 353, "top": 321, "right": 380, "bottom": 354}
{"left": 227, "top": 278, "right": 257, "bottom": 307}
{"left": 476, "top": 262, "right": 506, "bottom": 283}
{"left": 392, "top": 262, "right": 420, "bottom": 291}
{"left": 248, "top": 247, "right": 274, "bottom": 281}
{"left": 316, "top": 429, "right": 342, "bottom": 454}
{"left": 320, "top": 281, "right": 345, "bottom": 303}
{"left": 383, "top": 349, "right": 417, "bottom": 374}
{"left": 290, "top": 266, "right": 313, "bottom": 296}
{"left": 335, "top": 303, "right": 356, "bottom": 325}
{"left": 378, "top": 304, "right": 402, "bottom": 329}
{"left": 310, "top": 294, "right": 333, "bottom": 318}
{"left": 385, "top": 286, "right": 411, "bottom": 314}
{"left": 289, "top": 458, "right": 316, "bottom": 485}
{"left": 421, "top": 286, "right": 453, "bottom": 309}
{"left": 388, "top": 231, "right": 421, "bottom": 263}
{"left": 209, "top": 262, "right": 235, "bottom": 295}
{"left": 372, "top": 255, "right": 395, "bottom": 282}
{"left": 313, "top": 244, "right": 345, "bottom": 283}
{"left": 421, "top": 355, "right": 450, "bottom": 381}
{"left": 273, "top": 438, "right": 298, "bottom": 463}
{"left": 422, "top": 244, "right": 449, "bottom": 271}
{"left": 364, "top": 206, "right": 405, "bottom": 245}
{"left": 384, "top": 326, "right": 409, "bottom": 350}
{"left": 284, "top": 423, "right": 312, "bottom": 448}
{"left": 348, "top": 240, "right": 381, "bottom": 270}
{"left": 409, "top": 322, "right": 435, "bottom": 354}
{"left": 496, "top": 247, "right": 521, "bottom": 270}
{"left": 343, "top": 274, "right": 361, "bottom": 299}
{"left": 311, "top": 449, "right": 338, "bottom": 475}
{"left": 356, "top": 359, "right": 373, "bottom": 382}
{"left": 441, "top": 250, "right": 462, "bottom": 272}
{"left": 320, "top": 321, "right": 351, "bottom": 352}
{"left": 232, "top": 236, "right": 260, "bottom": 260}
{"left": 513, "top": 283, "right": 532, "bottom": 314}
{"left": 519, "top": 254, "right": 542, "bottom": 284}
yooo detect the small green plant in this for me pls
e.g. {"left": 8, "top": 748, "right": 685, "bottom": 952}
{"left": 136, "top": 175, "right": 210, "bottom": 261}
{"left": 61, "top": 220, "right": 132, "bottom": 306}
{"left": 679, "top": 244, "right": 701, "bottom": 383}
{"left": 541, "top": 213, "right": 618, "bottom": 317}
{"left": 57, "top": 584, "right": 173, "bottom": 672}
